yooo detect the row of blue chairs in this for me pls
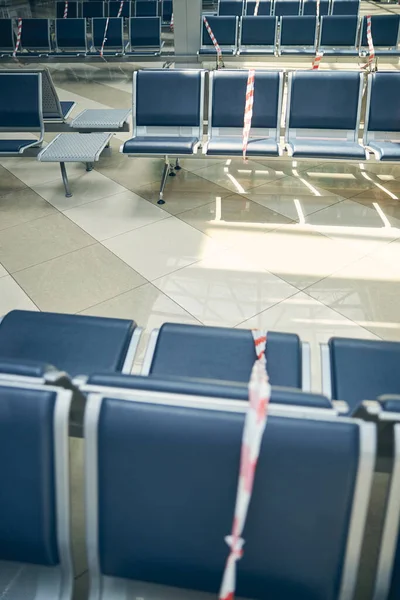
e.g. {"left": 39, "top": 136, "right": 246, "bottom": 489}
{"left": 55, "top": 0, "right": 171, "bottom": 19}
{"left": 200, "top": 14, "right": 400, "bottom": 56}
{"left": 217, "top": 0, "right": 359, "bottom": 16}
{"left": 1, "top": 310, "right": 400, "bottom": 598}
{"left": 0, "top": 17, "right": 162, "bottom": 55}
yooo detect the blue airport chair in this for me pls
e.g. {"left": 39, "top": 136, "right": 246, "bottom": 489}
{"left": 218, "top": 0, "right": 244, "bottom": 16}
{"left": 91, "top": 17, "right": 124, "bottom": 53}
{"left": 238, "top": 15, "right": 277, "bottom": 54}
{"left": 55, "top": 17, "right": 88, "bottom": 53}
{"left": 318, "top": 15, "right": 359, "bottom": 55}
{"left": 364, "top": 72, "right": 400, "bottom": 161}
{"left": 135, "top": 0, "right": 159, "bottom": 16}
{"left": 128, "top": 16, "right": 162, "bottom": 53}
{"left": 56, "top": 0, "right": 80, "bottom": 18}
{"left": 279, "top": 15, "right": 317, "bottom": 54}
{"left": 200, "top": 15, "right": 239, "bottom": 54}
{"left": 274, "top": 0, "right": 300, "bottom": 16}
{"left": 303, "top": 0, "right": 329, "bottom": 15}
{"left": 331, "top": 0, "right": 359, "bottom": 15}
{"left": 360, "top": 14, "right": 400, "bottom": 56}
{"left": 0, "top": 19, "right": 14, "bottom": 53}
{"left": 108, "top": 0, "right": 131, "bottom": 17}
{"left": 245, "top": 0, "right": 272, "bottom": 14}
{"left": 82, "top": 1, "right": 105, "bottom": 18}
{"left": 20, "top": 18, "right": 52, "bottom": 53}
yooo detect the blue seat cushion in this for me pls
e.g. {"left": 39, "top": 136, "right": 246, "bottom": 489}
{"left": 122, "top": 136, "right": 199, "bottom": 155}
{"left": 60, "top": 100, "right": 75, "bottom": 118}
{"left": 0, "top": 139, "right": 40, "bottom": 154}
{"left": 0, "top": 310, "right": 136, "bottom": 377}
{"left": 280, "top": 49, "right": 316, "bottom": 55}
{"left": 368, "top": 141, "right": 400, "bottom": 161}
{"left": 239, "top": 48, "right": 275, "bottom": 55}
{"left": 378, "top": 395, "right": 400, "bottom": 414}
{"left": 199, "top": 48, "right": 235, "bottom": 55}
{"left": 206, "top": 136, "right": 279, "bottom": 156}
{"left": 321, "top": 49, "right": 358, "bottom": 56}
{"left": 288, "top": 139, "right": 366, "bottom": 159}
{"left": 0, "top": 358, "right": 55, "bottom": 379}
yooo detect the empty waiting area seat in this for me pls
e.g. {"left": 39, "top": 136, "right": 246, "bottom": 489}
{"left": 360, "top": 14, "right": 400, "bottom": 56}
{"left": 205, "top": 69, "right": 283, "bottom": 157}
{"left": 245, "top": 0, "right": 272, "bottom": 14}
{"left": 108, "top": 0, "right": 131, "bottom": 17}
{"left": 239, "top": 15, "right": 277, "bottom": 53}
{"left": 55, "top": 17, "right": 88, "bottom": 53}
{"left": 135, "top": 0, "right": 159, "bottom": 16}
{"left": 285, "top": 70, "right": 366, "bottom": 159}
{"left": 200, "top": 15, "right": 238, "bottom": 54}
{"left": 84, "top": 386, "right": 374, "bottom": 599}
{"left": 128, "top": 16, "right": 162, "bottom": 53}
{"left": 0, "top": 383, "right": 73, "bottom": 599}
{"left": 331, "top": 0, "right": 359, "bottom": 15}
{"left": 319, "top": 15, "right": 359, "bottom": 55}
{"left": 91, "top": 17, "right": 124, "bottom": 53}
{"left": 20, "top": 18, "right": 51, "bottom": 52}
{"left": 0, "top": 19, "right": 14, "bottom": 53}
{"left": 56, "top": 0, "right": 80, "bottom": 18}
{"left": 218, "top": 0, "right": 244, "bottom": 15}
{"left": 142, "top": 323, "right": 308, "bottom": 389}
{"left": 279, "top": 15, "right": 317, "bottom": 54}
{"left": 364, "top": 71, "right": 400, "bottom": 161}
{"left": 303, "top": 0, "right": 329, "bottom": 15}
{"left": 82, "top": 1, "right": 104, "bottom": 18}
{"left": 274, "top": 0, "right": 300, "bottom": 16}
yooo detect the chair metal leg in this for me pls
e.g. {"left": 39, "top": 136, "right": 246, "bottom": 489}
{"left": 86, "top": 162, "right": 93, "bottom": 172}
{"left": 174, "top": 158, "right": 182, "bottom": 171}
{"left": 158, "top": 157, "right": 170, "bottom": 205}
{"left": 60, "top": 162, "right": 72, "bottom": 198}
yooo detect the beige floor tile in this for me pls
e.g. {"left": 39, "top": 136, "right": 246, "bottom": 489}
{"left": 298, "top": 165, "right": 376, "bottom": 198}
{"left": 178, "top": 157, "right": 226, "bottom": 173}
{"left": 351, "top": 195, "right": 400, "bottom": 226}
{"left": 253, "top": 159, "right": 323, "bottom": 172}
{"left": 0, "top": 157, "right": 84, "bottom": 187}
{"left": 0, "top": 276, "right": 38, "bottom": 314}
{"left": 153, "top": 246, "right": 298, "bottom": 327}
{"left": 95, "top": 153, "right": 165, "bottom": 191}
{"left": 104, "top": 217, "right": 224, "bottom": 281}
{"left": 245, "top": 174, "right": 339, "bottom": 197}
{"left": 14, "top": 244, "right": 147, "bottom": 314}
{"left": 31, "top": 169, "right": 127, "bottom": 211}
{"left": 239, "top": 291, "right": 380, "bottom": 392}
{"left": 0, "top": 213, "right": 96, "bottom": 273}
{"left": 64, "top": 190, "right": 168, "bottom": 241}
{"left": 244, "top": 193, "right": 344, "bottom": 220}
{"left": 0, "top": 187, "right": 57, "bottom": 231}
{"left": 0, "top": 263, "right": 7, "bottom": 278}
{"left": 192, "top": 160, "right": 287, "bottom": 194}
{"left": 0, "top": 165, "right": 27, "bottom": 198}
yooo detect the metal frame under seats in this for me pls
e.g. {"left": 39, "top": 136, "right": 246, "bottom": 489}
{"left": 128, "top": 16, "right": 162, "bottom": 54}
{"left": 91, "top": 17, "right": 124, "bottom": 53}
{"left": 0, "top": 18, "right": 14, "bottom": 54}
{"left": 360, "top": 14, "right": 400, "bottom": 56}
{"left": 0, "top": 310, "right": 141, "bottom": 378}
{"left": 19, "top": 18, "right": 52, "bottom": 53}
{"left": 82, "top": 1, "right": 104, "bottom": 18}
{"left": 0, "top": 72, "right": 44, "bottom": 157}
{"left": 364, "top": 72, "right": 400, "bottom": 161}
{"left": 84, "top": 387, "right": 375, "bottom": 600}
{"left": 285, "top": 70, "right": 366, "bottom": 159}
{"left": 55, "top": 17, "right": 88, "bottom": 54}
{"left": 245, "top": 0, "right": 272, "bottom": 15}
{"left": 141, "top": 323, "right": 310, "bottom": 391}
{"left": 218, "top": 0, "right": 244, "bottom": 16}
{"left": 331, "top": 0, "right": 359, "bottom": 15}
{"left": 121, "top": 70, "right": 204, "bottom": 205}
{"left": 108, "top": 1, "right": 131, "bottom": 17}
{"left": 303, "top": 0, "right": 329, "bottom": 16}
{"left": 135, "top": 0, "right": 159, "bottom": 17}
{"left": 56, "top": 0, "right": 80, "bottom": 18}
{"left": 204, "top": 70, "right": 283, "bottom": 157}
{"left": 279, "top": 15, "right": 317, "bottom": 54}
{"left": 274, "top": 0, "right": 300, "bottom": 16}
{"left": 318, "top": 15, "right": 359, "bottom": 56}
{"left": 199, "top": 15, "right": 239, "bottom": 55}
{"left": 238, "top": 16, "right": 277, "bottom": 55}
{"left": 373, "top": 424, "right": 400, "bottom": 600}
{"left": 0, "top": 382, "right": 73, "bottom": 600}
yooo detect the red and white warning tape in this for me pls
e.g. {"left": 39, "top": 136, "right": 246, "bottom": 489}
{"left": 316, "top": 0, "right": 320, "bottom": 18}
{"left": 253, "top": 0, "right": 261, "bottom": 15}
{"left": 100, "top": 16, "right": 110, "bottom": 57}
{"left": 170, "top": 12, "right": 174, "bottom": 31}
{"left": 63, "top": 0, "right": 68, "bottom": 18}
{"left": 13, "top": 18, "right": 22, "bottom": 57}
{"left": 117, "top": 0, "right": 124, "bottom": 18}
{"left": 312, "top": 50, "right": 323, "bottom": 69}
{"left": 366, "top": 15, "right": 375, "bottom": 68}
{"left": 203, "top": 17, "right": 224, "bottom": 67}
{"left": 242, "top": 69, "right": 255, "bottom": 161}
{"left": 219, "top": 330, "right": 271, "bottom": 600}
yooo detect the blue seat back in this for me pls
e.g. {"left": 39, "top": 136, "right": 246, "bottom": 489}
{"left": 0, "top": 310, "right": 135, "bottom": 378}
{"left": 56, "top": 1, "right": 79, "bottom": 18}
{"left": 20, "top": 18, "right": 51, "bottom": 51}
{"left": 329, "top": 338, "right": 400, "bottom": 411}
{"left": 88, "top": 391, "right": 372, "bottom": 598}
{"left": 240, "top": 15, "right": 277, "bottom": 46}
{"left": 280, "top": 15, "right": 316, "bottom": 46}
{"left": 202, "top": 15, "right": 238, "bottom": 46}
{"left": 109, "top": 1, "right": 131, "bottom": 17}
{"left": 0, "top": 386, "right": 59, "bottom": 565}
{"left": 303, "top": 0, "right": 329, "bottom": 15}
{"left": 287, "top": 71, "right": 362, "bottom": 131}
{"left": 162, "top": 0, "right": 173, "bottom": 21}
{"left": 0, "top": 358, "right": 55, "bottom": 379}
{"left": 92, "top": 17, "right": 123, "bottom": 50}
{"left": 366, "top": 72, "right": 400, "bottom": 134}
{"left": 135, "top": 0, "right": 159, "bottom": 16}
{"left": 148, "top": 323, "right": 302, "bottom": 388}
{"left": 135, "top": 69, "right": 202, "bottom": 128}
{"left": 245, "top": 0, "right": 271, "bottom": 14}
{"left": 319, "top": 15, "right": 358, "bottom": 47}
{"left": 56, "top": 18, "right": 87, "bottom": 50}
{"left": 130, "top": 16, "right": 161, "bottom": 48}
{"left": 361, "top": 15, "right": 400, "bottom": 48}
{"left": 274, "top": 0, "right": 300, "bottom": 16}
{"left": 82, "top": 1, "right": 104, "bottom": 17}
{"left": 211, "top": 69, "right": 281, "bottom": 130}
{"left": 0, "top": 19, "right": 13, "bottom": 50}
{"left": 331, "top": 0, "right": 359, "bottom": 15}
{"left": 0, "top": 73, "right": 43, "bottom": 131}
{"left": 218, "top": 0, "right": 243, "bottom": 16}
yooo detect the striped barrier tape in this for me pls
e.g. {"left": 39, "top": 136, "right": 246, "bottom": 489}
{"left": 100, "top": 17, "right": 110, "bottom": 57}
{"left": 63, "top": 0, "right": 68, "bottom": 18}
{"left": 242, "top": 69, "right": 255, "bottom": 161}
{"left": 203, "top": 17, "right": 224, "bottom": 68}
{"left": 170, "top": 12, "right": 174, "bottom": 31}
{"left": 253, "top": 0, "right": 261, "bottom": 15}
{"left": 316, "top": 0, "right": 320, "bottom": 18}
{"left": 117, "top": 0, "right": 124, "bottom": 17}
{"left": 219, "top": 330, "right": 271, "bottom": 600}
{"left": 366, "top": 15, "right": 375, "bottom": 69}
{"left": 312, "top": 50, "right": 323, "bottom": 69}
{"left": 13, "top": 18, "right": 22, "bottom": 57}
